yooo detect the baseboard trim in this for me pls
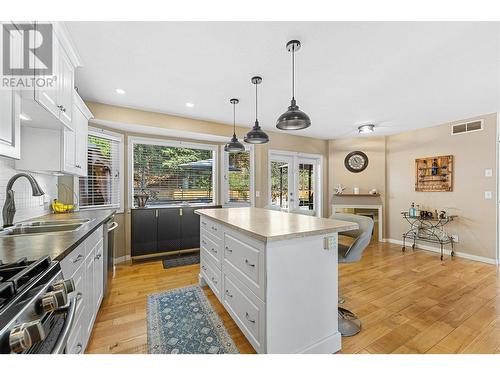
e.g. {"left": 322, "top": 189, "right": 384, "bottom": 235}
{"left": 114, "top": 255, "right": 131, "bottom": 264}
{"left": 384, "top": 238, "right": 498, "bottom": 265}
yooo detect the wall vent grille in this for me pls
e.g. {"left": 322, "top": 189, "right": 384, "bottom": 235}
{"left": 451, "top": 119, "right": 483, "bottom": 135}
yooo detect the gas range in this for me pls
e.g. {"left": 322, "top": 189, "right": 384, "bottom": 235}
{"left": 0, "top": 256, "right": 76, "bottom": 354}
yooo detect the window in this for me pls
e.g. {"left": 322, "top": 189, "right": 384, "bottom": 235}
{"left": 130, "top": 138, "right": 217, "bottom": 207}
{"left": 222, "top": 145, "right": 254, "bottom": 206}
{"left": 79, "top": 129, "right": 123, "bottom": 210}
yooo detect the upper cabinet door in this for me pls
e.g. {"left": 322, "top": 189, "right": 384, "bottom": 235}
{"left": 57, "top": 48, "right": 74, "bottom": 128}
{"left": 33, "top": 23, "right": 60, "bottom": 119}
{"left": 0, "top": 24, "right": 22, "bottom": 159}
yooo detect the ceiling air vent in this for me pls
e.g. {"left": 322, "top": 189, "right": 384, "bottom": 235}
{"left": 451, "top": 120, "right": 483, "bottom": 135}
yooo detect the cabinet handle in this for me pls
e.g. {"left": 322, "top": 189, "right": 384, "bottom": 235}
{"left": 211, "top": 276, "right": 218, "bottom": 285}
{"left": 211, "top": 226, "right": 217, "bottom": 231}
{"left": 211, "top": 247, "right": 217, "bottom": 254}
{"left": 201, "top": 221, "right": 207, "bottom": 226}
{"left": 245, "top": 312, "right": 256, "bottom": 324}
{"left": 201, "top": 265, "right": 207, "bottom": 271}
{"left": 155, "top": 209, "right": 159, "bottom": 218}
{"left": 201, "top": 240, "right": 207, "bottom": 245}
{"left": 75, "top": 343, "right": 82, "bottom": 354}
{"left": 76, "top": 292, "right": 83, "bottom": 301}
{"left": 95, "top": 253, "right": 102, "bottom": 260}
{"left": 245, "top": 259, "right": 256, "bottom": 267}
{"left": 225, "top": 289, "right": 233, "bottom": 298}
{"left": 225, "top": 246, "right": 232, "bottom": 252}
{"left": 72, "top": 254, "right": 84, "bottom": 263}
{"left": 179, "top": 208, "right": 183, "bottom": 216}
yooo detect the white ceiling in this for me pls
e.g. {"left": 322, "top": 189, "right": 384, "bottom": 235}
{"left": 65, "top": 22, "right": 499, "bottom": 139}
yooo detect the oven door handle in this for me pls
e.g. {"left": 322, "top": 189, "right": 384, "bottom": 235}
{"left": 107, "top": 222, "right": 118, "bottom": 232}
{"left": 51, "top": 296, "right": 78, "bottom": 354}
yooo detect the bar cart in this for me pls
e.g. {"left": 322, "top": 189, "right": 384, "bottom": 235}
{"left": 401, "top": 212, "right": 457, "bottom": 260}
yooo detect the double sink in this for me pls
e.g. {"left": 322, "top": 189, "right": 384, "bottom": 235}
{"left": 0, "top": 218, "right": 94, "bottom": 237}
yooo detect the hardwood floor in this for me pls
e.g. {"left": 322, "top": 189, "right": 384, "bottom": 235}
{"left": 86, "top": 241, "right": 500, "bottom": 354}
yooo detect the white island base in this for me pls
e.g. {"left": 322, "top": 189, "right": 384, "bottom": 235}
{"left": 196, "top": 208, "right": 357, "bottom": 354}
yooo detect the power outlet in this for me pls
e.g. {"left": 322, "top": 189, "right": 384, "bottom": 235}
{"left": 451, "top": 234, "right": 459, "bottom": 243}
{"left": 323, "top": 236, "right": 337, "bottom": 250}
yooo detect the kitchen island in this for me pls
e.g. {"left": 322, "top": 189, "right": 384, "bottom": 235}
{"left": 195, "top": 207, "right": 357, "bottom": 354}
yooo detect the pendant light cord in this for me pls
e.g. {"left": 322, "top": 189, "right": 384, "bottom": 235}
{"left": 292, "top": 44, "right": 295, "bottom": 100}
{"left": 233, "top": 102, "right": 236, "bottom": 136}
{"left": 255, "top": 82, "right": 258, "bottom": 122}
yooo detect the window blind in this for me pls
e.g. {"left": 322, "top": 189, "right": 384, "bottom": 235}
{"left": 79, "top": 133, "right": 121, "bottom": 209}
{"left": 133, "top": 143, "right": 214, "bottom": 206}
{"left": 227, "top": 151, "right": 250, "bottom": 204}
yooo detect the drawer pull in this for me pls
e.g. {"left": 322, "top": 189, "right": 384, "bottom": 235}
{"left": 245, "top": 259, "right": 256, "bottom": 267}
{"left": 202, "top": 240, "right": 207, "bottom": 245}
{"left": 225, "top": 290, "right": 233, "bottom": 298}
{"left": 95, "top": 253, "right": 102, "bottom": 260}
{"left": 202, "top": 221, "right": 207, "bottom": 226}
{"left": 211, "top": 277, "right": 218, "bottom": 285}
{"left": 225, "top": 246, "right": 232, "bottom": 252}
{"left": 211, "top": 247, "right": 217, "bottom": 254}
{"left": 245, "top": 312, "right": 256, "bottom": 324}
{"left": 201, "top": 265, "right": 207, "bottom": 271}
{"left": 72, "top": 254, "right": 84, "bottom": 264}
{"left": 76, "top": 343, "right": 82, "bottom": 354}
{"left": 211, "top": 226, "right": 217, "bottom": 231}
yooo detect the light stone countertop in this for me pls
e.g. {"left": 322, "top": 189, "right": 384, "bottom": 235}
{"left": 195, "top": 207, "right": 358, "bottom": 243}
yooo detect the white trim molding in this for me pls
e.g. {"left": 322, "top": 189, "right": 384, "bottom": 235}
{"left": 220, "top": 144, "right": 255, "bottom": 207}
{"left": 384, "top": 238, "right": 498, "bottom": 265}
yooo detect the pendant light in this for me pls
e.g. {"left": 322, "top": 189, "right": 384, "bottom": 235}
{"left": 224, "top": 98, "right": 245, "bottom": 153}
{"left": 244, "top": 76, "right": 269, "bottom": 144}
{"left": 276, "top": 40, "right": 311, "bottom": 130}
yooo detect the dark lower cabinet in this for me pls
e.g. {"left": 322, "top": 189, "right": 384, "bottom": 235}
{"left": 131, "top": 205, "right": 221, "bottom": 258}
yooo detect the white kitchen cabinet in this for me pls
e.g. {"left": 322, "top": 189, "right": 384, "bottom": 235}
{"left": 22, "top": 22, "right": 81, "bottom": 131}
{"left": 16, "top": 90, "right": 92, "bottom": 176}
{"left": 61, "top": 225, "right": 105, "bottom": 354}
{"left": 0, "top": 24, "right": 22, "bottom": 159}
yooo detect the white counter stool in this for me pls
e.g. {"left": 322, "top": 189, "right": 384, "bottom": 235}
{"left": 330, "top": 213, "right": 374, "bottom": 337}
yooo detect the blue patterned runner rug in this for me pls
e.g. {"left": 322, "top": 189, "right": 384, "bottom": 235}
{"left": 147, "top": 285, "right": 239, "bottom": 354}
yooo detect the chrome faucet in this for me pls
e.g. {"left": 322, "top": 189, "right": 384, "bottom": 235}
{"left": 2, "top": 173, "right": 45, "bottom": 228}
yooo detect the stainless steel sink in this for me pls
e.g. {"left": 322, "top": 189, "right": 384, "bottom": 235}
{"left": 0, "top": 218, "right": 94, "bottom": 237}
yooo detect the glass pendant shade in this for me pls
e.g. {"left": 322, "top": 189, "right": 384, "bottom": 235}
{"left": 244, "top": 76, "right": 269, "bottom": 144}
{"left": 224, "top": 98, "right": 245, "bottom": 153}
{"left": 276, "top": 40, "right": 311, "bottom": 131}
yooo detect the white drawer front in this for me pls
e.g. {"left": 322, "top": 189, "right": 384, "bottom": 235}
{"left": 60, "top": 242, "right": 86, "bottom": 278}
{"left": 200, "top": 217, "right": 221, "bottom": 239}
{"left": 201, "top": 230, "right": 222, "bottom": 267}
{"left": 223, "top": 232, "right": 264, "bottom": 300}
{"left": 222, "top": 273, "right": 265, "bottom": 353}
{"left": 200, "top": 252, "right": 222, "bottom": 300}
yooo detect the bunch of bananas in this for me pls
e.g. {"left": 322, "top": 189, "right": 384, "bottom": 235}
{"left": 51, "top": 199, "right": 75, "bottom": 213}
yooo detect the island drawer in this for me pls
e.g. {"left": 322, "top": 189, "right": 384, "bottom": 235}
{"left": 223, "top": 232, "right": 264, "bottom": 300}
{"left": 222, "top": 272, "right": 264, "bottom": 353}
{"left": 200, "top": 252, "right": 222, "bottom": 300}
{"left": 200, "top": 217, "right": 221, "bottom": 239}
{"left": 201, "top": 230, "right": 222, "bottom": 263}
{"left": 201, "top": 239, "right": 221, "bottom": 269}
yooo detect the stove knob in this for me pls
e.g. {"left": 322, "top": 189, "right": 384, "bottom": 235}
{"left": 39, "top": 289, "right": 68, "bottom": 313}
{"left": 9, "top": 320, "right": 46, "bottom": 353}
{"left": 53, "top": 279, "right": 75, "bottom": 294}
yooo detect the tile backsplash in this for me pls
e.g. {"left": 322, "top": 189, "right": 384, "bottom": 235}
{"left": 0, "top": 156, "right": 57, "bottom": 227}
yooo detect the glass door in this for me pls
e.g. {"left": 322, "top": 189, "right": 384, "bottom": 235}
{"left": 269, "top": 155, "right": 294, "bottom": 210}
{"left": 296, "top": 158, "right": 318, "bottom": 214}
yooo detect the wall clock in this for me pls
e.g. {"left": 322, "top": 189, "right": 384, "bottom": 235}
{"left": 344, "top": 151, "right": 368, "bottom": 173}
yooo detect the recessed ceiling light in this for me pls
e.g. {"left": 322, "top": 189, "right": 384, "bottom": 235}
{"left": 19, "top": 113, "right": 31, "bottom": 121}
{"left": 115, "top": 88, "right": 126, "bottom": 95}
{"left": 358, "top": 124, "right": 375, "bottom": 133}
{"left": 185, "top": 102, "right": 194, "bottom": 108}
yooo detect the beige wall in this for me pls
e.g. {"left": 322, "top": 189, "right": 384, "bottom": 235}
{"left": 85, "top": 102, "right": 329, "bottom": 259}
{"left": 386, "top": 113, "right": 497, "bottom": 260}
{"left": 328, "top": 137, "right": 387, "bottom": 220}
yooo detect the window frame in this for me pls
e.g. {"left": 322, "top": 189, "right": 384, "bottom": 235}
{"left": 267, "top": 149, "right": 323, "bottom": 217}
{"left": 220, "top": 144, "right": 255, "bottom": 207}
{"left": 128, "top": 136, "right": 218, "bottom": 210}
{"left": 78, "top": 127, "right": 124, "bottom": 213}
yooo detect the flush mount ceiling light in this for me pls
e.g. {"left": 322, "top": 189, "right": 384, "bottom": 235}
{"left": 115, "top": 88, "right": 126, "bottom": 95}
{"left": 244, "top": 76, "right": 269, "bottom": 144}
{"left": 185, "top": 102, "right": 195, "bottom": 108}
{"left": 358, "top": 124, "right": 375, "bottom": 133}
{"left": 276, "top": 40, "right": 311, "bottom": 131}
{"left": 224, "top": 98, "right": 245, "bottom": 153}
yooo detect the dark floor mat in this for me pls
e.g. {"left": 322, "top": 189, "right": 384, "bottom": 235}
{"left": 162, "top": 253, "right": 200, "bottom": 269}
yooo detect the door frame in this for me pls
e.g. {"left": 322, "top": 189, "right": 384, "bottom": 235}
{"left": 267, "top": 149, "right": 323, "bottom": 217}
